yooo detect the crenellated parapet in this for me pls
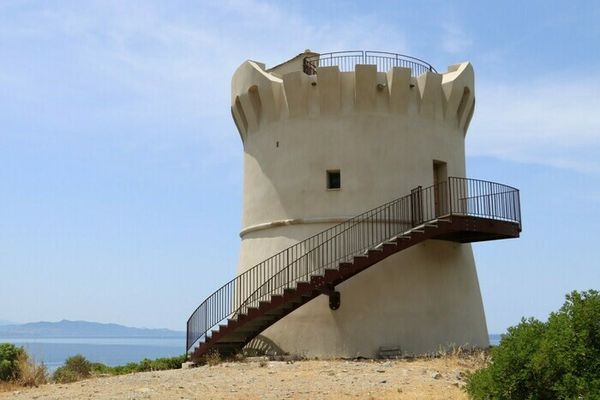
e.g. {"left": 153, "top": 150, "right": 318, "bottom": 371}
{"left": 231, "top": 52, "right": 475, "bottom": 141}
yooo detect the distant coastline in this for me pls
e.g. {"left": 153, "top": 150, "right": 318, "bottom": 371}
{"left": 0, "top": 320, "right": 184, "bottom": 339}
{"left": 0, "top": 322, "right": 502, "bottom": 371}
{"left": 0, "top": 338, "right": 184, "bottom": 371}
{"left": 0, "top": 320, "right": 185, "bottom": 371}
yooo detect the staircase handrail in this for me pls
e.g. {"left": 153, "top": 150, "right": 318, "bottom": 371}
{"left": 186, "top": 177, "right": 521, "bottom": 352}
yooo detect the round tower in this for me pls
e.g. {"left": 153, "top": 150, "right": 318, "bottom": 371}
{"left": 230, "top": 50, "right": 487, "bottom": 357}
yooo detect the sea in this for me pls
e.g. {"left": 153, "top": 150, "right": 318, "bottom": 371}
{"left": 1, "top": 335, "right": 501, "bottom": 372}
{"left": 0, "top": 337, "right": 185, "bottom": 372}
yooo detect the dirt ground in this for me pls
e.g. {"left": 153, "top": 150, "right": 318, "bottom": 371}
{"left": 0, "top": 355, "right": 485, "bottom": 400}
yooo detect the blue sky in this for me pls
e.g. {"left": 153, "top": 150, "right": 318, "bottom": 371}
{"left": 1, "top": 1, "right": 599, "bottom": 333}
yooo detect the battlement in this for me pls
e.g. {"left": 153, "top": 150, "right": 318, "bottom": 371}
{"left": 231, "top": 51, "right": 475, "bottom": 142}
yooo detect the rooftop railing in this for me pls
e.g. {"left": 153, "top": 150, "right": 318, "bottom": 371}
{"left": 303, "top": 50, "right": 437, "bottom": 76}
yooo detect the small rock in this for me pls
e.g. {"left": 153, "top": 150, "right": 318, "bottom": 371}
{"left": 430, "top": 371, "right": 442, "bottom": 379}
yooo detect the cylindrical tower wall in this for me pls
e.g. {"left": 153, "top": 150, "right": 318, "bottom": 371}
{"left": 231, "top": 54, "right": 487, "bottom": 357}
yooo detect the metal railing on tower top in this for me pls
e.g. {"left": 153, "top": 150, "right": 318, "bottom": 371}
{"left": 303, "top": 50, "right": 437, "bottom": 76}
{"left": 186, "top": 177, "right": 521, "bottom": 353}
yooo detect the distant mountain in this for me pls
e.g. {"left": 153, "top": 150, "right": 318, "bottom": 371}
{"left": 0, "top": 320, "right": 15, "bottom": 326}
{"left": 0, "top": 320, "right": 184, "bottom": 338}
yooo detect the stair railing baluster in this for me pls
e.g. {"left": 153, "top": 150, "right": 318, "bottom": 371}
{"left": 186, "top": 177, "right": 521, "bottom": 354}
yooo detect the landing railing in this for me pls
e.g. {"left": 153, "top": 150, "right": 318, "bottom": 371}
{"left": 186, "top": 177, "right": 520, "bottom": 352}
{"left": 303, "top": 51, "right": 437, "bottom": 76}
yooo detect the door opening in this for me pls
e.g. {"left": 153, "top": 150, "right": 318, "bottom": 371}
{"left": 433, "top": 161, "right": 448, "bottom": 216}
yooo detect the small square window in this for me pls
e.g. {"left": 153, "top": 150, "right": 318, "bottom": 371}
{"left": 327, "top": 170, "right": 341, "bottom": 190}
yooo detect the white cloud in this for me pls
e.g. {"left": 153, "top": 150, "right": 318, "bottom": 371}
{"left": 468, "top": 77, "right": 600, "bottom": 174}
{"left": 441, "top": 23, "right": 473, "bottom": 54}
{"left": 2, "top": 1, "right": 596, "bottom": 174}
{"left": 0, "top": 1, "right": 408, "bottom": 137}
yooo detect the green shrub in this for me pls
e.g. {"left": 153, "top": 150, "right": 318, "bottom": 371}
{"left": 146, "top": 355, "right": 187, "bottom": 371}
{"left": 55, "top": 354, "right": 186, "bottom": 382}
{"left": 0, "top": 343, "right": 24, "bottom": 381}
{"left": 466, "top": 290, "right": 600, "bottom": 399}
{"left": 89, "top": 362, "right": 112, "bottom": 375}
{"left": 0, "top": 344, "right": 48, "bottom": 386}
{"left": 53, "top": 354, "right": 92, "bottom": 383}
{"left": 52, "top": 367, "right": 80, "bottom": 384}
{"left": 97, "top": 355, "right": 186, "bottom": 375}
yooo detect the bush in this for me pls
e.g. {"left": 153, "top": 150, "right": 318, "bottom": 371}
{"left": 466, "top": 290, "right": 600, "bottom": 399}
{"left": 16, "top": 352, "right": 48, "bottom": 387}
{"left": 54, "top": 354, "right": 187, "bottom": 382}
{"left": 0, "top": 344, "right": 47, "bottom": 387}
{"left": 53, "top": 354, "right": 91, "bottom": 383}
{"left": 0, "top": 343, "right": 24, "bottom": 381}
{"left": 100, "top": 355, "right": 187, "bottom": 375}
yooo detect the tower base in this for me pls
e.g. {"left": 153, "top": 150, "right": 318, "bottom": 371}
{"left": 240, "top": 237, "right": 489, "bottom": 358}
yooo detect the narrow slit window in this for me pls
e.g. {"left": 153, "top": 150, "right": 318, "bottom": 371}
{"left": 327, "top": 170, "right": 341, "bottom": 190}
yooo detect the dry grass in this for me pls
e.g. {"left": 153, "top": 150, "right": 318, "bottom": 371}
{"left": 194, "top": 349, "right": 247, "bottom": 367}
{"left": 204, "top": 349, "right": 222, "bottom": 366}
{"left": 0, "top": 352, "right": 48, "bottom": 391}
{"left": 16, "top": 353, "right": 48, "bottom": 387}
{"left": 423, "top": 345, "right": 490, "bottom": 372}
{"left": 1, "top": 355, "right": 489, "bottom": 400}
{"left": 0, "top": 347, "right": 490, "bottom": 399}
{"left": 0, "top": 382, "right": 20, "bottom": 393}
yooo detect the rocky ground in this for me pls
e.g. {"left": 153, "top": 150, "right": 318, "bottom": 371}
{"left": 0, "top": 355, "right": 485, "bottom": 399}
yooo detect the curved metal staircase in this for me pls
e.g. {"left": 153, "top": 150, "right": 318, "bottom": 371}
{"left": 186, "top": 177, "right": 521, "bottom": 359}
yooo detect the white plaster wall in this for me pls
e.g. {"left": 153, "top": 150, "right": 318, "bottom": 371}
{"left": 230, "top": 56, "right": 488, "bottom": 356}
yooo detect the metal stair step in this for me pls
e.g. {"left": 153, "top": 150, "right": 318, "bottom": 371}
{"left": 270, "top": 295, "right": 283, "bottom": 302}
{"left": 187, "top": 177, "right": 522, "bottom": 360}
{"left": 296, "top": 282, "right": 311, "bottom": 292}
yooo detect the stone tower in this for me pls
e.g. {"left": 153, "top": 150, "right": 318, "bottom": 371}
{"left": 230, "top": 50, "right": 486, "bottom": 357}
